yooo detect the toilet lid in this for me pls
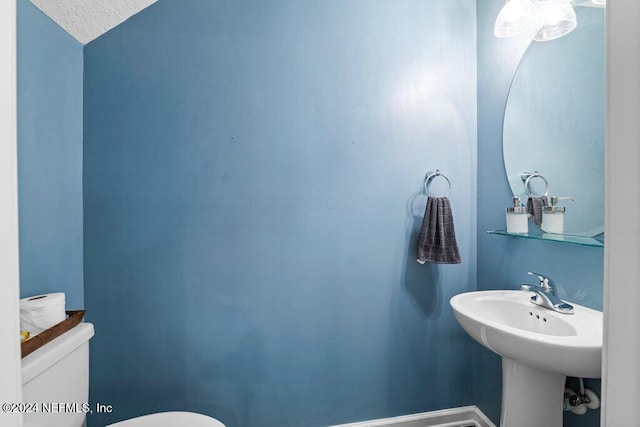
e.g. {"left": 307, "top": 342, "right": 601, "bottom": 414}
{"left": 107, "top": 411, "right": 225, "bottom": 427}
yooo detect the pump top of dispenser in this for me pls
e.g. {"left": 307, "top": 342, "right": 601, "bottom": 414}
{"left": 507, "top": 196, "right": 528, "bottom": 213}
{"left": 544, "top": 196, "right": 574, "bottom": 213}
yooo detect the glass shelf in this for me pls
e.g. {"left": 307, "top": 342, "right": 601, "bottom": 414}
{"left": 487, "top": 229, "right": 604, "bottom": 248}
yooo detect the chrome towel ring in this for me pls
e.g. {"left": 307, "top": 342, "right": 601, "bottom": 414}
{"left": 424, "top": 170, "right": 452, "bottom": 198}
{"left": 521, "top": 171, "right": 549, "bottom": 198}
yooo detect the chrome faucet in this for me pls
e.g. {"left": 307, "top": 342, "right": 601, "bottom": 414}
{"left": 520, "top": 271, "right": 574, "bottom": 314}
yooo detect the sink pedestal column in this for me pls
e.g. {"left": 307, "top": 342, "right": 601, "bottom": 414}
{"left": 500, "top": 358, "right": 565, "bottom": 427}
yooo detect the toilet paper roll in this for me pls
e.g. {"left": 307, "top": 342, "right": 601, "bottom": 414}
{"left": 20, "top": 293, "right": 66, "bottom": 335}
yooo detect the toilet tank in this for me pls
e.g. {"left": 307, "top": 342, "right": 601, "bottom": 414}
{"left": 21, "top": 323, "right": 94, "bottom": 427}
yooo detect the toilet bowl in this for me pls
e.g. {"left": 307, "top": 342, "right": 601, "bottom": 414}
{"left": 108, "top": 411, "right": 225, "bottom": 426}
{"left": 21, "top": 322, "right": 225, "bottom": 427}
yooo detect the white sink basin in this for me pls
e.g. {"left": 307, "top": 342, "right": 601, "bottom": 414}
{"left": 450, "top": 290, "right": 603, "bottom": 427}
{"left": 450, "top": 290, "right": 602, "bottom": 378}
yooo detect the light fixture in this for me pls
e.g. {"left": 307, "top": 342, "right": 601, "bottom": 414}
{"left": 494, "top": 0, "right": 579, "bottom": 42}
{"left": 592, "top": 0, "right": 605, "bottom": 4}
{"left": 533, "top": 0, "right": 577, "bottom": 41}
{"left": 494, "top": 0, "right": 538, "bottom": 38}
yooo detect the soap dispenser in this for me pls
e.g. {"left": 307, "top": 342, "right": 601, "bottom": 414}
{"left": 541, "top": 196, "right": 573, "bottom": 234}
{"left": 506, "top": 196, "right": 528, "bottom": 234}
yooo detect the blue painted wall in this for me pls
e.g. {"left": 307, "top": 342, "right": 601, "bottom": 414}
{"left": 83, "top": 0, "right": 477, "bottom": 425}
{"left": 17, "top": 0, "right": 84, "bottom": 309}
{"left": 476, "top": 2, "right": 604, "bottom": 426}
{"left": 16, "top": 1, "right": 606, "bottom": 425}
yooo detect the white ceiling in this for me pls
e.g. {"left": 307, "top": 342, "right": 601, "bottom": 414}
{"left": 30, "top": 0, "right": 159, "bottom": 45}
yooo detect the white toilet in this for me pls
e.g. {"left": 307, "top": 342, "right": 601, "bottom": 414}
{"left": 21, "top": 323, "right": 225, "bottom": 427}
{"left": 108, "top": 411, "right": 225, "bottom": 427}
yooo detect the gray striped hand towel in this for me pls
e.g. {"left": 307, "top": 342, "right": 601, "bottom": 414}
{"left": 417, "top": 197, "right": 461, "bottom": 264}
{"left": 526, "top": 196, "right": 548, "bottom": 226}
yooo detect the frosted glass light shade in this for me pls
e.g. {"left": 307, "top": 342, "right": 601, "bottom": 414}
{"left": 494, "top": 0, "right": 538, "bottom": 38}
{"left": 592, "top": 0, "right": 605, "bottom": 4}
{"left": 534, "top": 1, "right": 577, "bottom": 41}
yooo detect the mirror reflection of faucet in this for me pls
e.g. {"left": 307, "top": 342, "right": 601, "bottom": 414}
{"left": 520, "top": 271, "right": 574, "bottom": 314}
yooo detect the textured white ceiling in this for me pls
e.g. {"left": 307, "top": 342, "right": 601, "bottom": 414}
{"left": 30, "top": 0, "right": 159, "bottom": 44}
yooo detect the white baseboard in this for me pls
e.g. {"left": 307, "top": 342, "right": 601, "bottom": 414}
{"left": 331, "top": 406, "right": 496, "bottom": 427}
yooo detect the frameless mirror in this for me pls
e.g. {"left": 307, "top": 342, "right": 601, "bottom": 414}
{"left": 502, "top": 7, "right": 605, "bottom": 237}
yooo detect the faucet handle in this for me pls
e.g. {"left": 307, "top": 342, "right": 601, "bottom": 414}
{"left": 527, "top": 271, "right": 556, "bottom": 292}
{"left": 520, "top": 284, "right": 533, "bottom": 292}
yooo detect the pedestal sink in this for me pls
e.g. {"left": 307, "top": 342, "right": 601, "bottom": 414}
{"left": 450, "top": 290, "right": 602, "bottom": 427}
